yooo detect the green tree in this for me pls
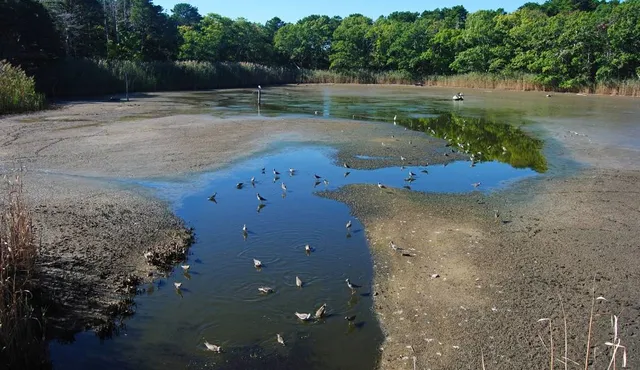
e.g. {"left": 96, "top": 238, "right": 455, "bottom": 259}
{"left": 41, "top": 0, "right": 106, "bottom": 58}
{"left": 171, "top": 3, "right": 202, "bottom": 27}
{"left": 330, "top": 14, "right": 373, "bottom": 71}
{"left": 274, "top": 15, "right": 341, "bottom": 69}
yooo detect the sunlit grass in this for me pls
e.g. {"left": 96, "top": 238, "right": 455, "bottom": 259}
{"left": 0, "top": 60, "right": 46, "bottom": 115}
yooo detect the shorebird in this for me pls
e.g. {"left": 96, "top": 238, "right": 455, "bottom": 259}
{"left": 377, "top": 182, "right": 386, "bottom": 189}
{"left": 344, "top": 171, "right": 350, "bottom": 177}
{"left": 277, "top": 334, "right": 285, "bottom": 346}
{"left": 323, "top": 179, "right": 329, "bottom": 186}
{"left": 400, "top": 156, "right": 406, "bottom": 161}
{"left": 314, "top": 111, "right": 319, "bottom": 115}
{"left": 472, "top": 182, "right": 481, "bottom": 188}
{"left": 256, "top": 193, "right": 267, "bottom": 202}
{"left": 343, "top": 162, "right": 351, "bottom": 169}
{"left": 314, "top": 174, "right": 322, "bottom": 179}
{"left": 174, "top": 282, "right": 182, "bottom": 290}
{"left": 390, "top": 241, "right": 399, "bottom": 251}
{"left": 289, "top": 168, "right": 296, "bottom": 175}
{"left": 258, "top": 85, "right": 262, "bottom": 90}
{"left": 236, "top": 182, "right": 244, "bottom": 189}
{"left": 494, "top": 210, "right": 500, "bottom": 222}
{"left": 408, "top": 171, "right": 416, "bottom": 177}
{"left": 314, "top": 180, "right": 321, "bottom": 188}
{"left": 345, "top": 315, "right": 356, "bottom": 322}
{"left": 346, "top": 220, "right": 352, "bottom": 229}
{"left": 253, "top": 259, "right": 262, "bottom": 268}
{"left": 409, "top": 140, "right": 412, "bottom": 145}
{"left": 258, "top": 286, "right": 274, "bottom": 294}
{"left": 242, "top": 224, "right": 248, "bottom": 233}
{"left": 207, "top": 193, "right": 217, "bottom": 202}
{"left": 204, "top": 341, "right": 222, "bottom": 353}
{"left": 295, "top": 312, "right": 313, "bottom": 321}
{"left": 261, "top": 167, "right": 266, "bottom": 174}
{"left": 393, "top": 115, "right": 397, "bottom": 121}
{"left": 181, "top": 265, "right": 190, "bottom": 271}
{"left": 315, "top": 303, "right": 327, "bottom": 319}
{"left": 305, "top": 244, "right": 312, "bottom": 253}
{"left": 345, "top": 278, "right": 361, "bottom": 293}
{"left": 281, "top": 182, "right": 287, "bottom": 192}
{"left": 420, "top": 169, "right": 428, "bottom": 174}
{"left": 273, "top": 169, "right": 280, "bottom": 176}
{"left": 250, "top": 177, "right": 255, "bottom": 185}
{"left": 296, "top": 276, "right": 303, "bottom": 287}
{"left": 404, "top": 177, "right": 415, "bottom": 182}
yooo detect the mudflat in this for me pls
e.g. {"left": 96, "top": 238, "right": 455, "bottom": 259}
{"left": 1, "top": 88, "right": 638, "bottom": 369}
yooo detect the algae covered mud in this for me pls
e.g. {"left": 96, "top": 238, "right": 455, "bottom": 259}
{"left": 2, "top": 85, "right": 638, "bottom": 369}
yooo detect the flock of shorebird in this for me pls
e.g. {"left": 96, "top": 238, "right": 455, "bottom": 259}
{"left": 174, "top": 165, "right": 369, "bottom": 353}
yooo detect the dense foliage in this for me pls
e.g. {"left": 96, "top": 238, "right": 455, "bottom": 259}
{"left": 0, "top": 61, "right": 46, "bottom": 113}
{"left": 1, "top": 0, "right": 639, "bottom": 96}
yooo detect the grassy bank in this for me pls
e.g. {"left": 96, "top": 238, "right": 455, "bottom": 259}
{"left": 36, "top": 59, "right": 298, "bottom": 98}
{"left": 0, "top": 177, "right": 49, "bottom": 369}
{"left": 0, "top": 61, "right": 46, "bottom": 114}
{"left": 304, "top": 70, "right": 640, "bottom": 96}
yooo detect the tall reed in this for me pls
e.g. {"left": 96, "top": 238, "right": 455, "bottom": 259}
{"left": 0, "top": 176, "right": 49, "bottom": 369}
{"left": 0, "top": 61, "right": 46, "bottom": 114}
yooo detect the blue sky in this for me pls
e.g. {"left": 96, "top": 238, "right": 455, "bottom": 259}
{"left": 154, "top": 0, "right": 539, "bottom": 24}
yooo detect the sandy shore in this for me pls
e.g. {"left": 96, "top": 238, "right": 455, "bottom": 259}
{"left": 1, "top": 89, "right": 638, "bottom": 369}
{"left": 0, "top": 93, "right": 456, "bottom": 337}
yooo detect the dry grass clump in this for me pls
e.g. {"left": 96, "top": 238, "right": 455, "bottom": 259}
{"left": 0, "top": 176, "right": 49, "bottom": 369}
{"left": 0, "top": 60, "right": 46, "bottom": 115}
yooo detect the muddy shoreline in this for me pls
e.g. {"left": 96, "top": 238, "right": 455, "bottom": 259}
{"left": 1, "top": 89, "right": 638, "bottom": 369}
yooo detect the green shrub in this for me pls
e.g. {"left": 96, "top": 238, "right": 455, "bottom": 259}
{"left": 0, "top": 61, "right": 46, "bottom": 114}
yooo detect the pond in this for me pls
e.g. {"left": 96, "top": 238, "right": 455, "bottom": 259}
{"left": 49, "top": 86, "right": 547, "bottom": 369}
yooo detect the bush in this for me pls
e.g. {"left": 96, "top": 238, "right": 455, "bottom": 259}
{"left": 0, "top": 61, "right": 46, "bottom": 114}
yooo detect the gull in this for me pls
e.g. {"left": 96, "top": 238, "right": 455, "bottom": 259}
{"left": 381, "top": 142, "right": 385, "bottom": 146}
{"left": 344, "top": 171, "right": 350, "bottom": 177}
{"left": 204, "top": 341, "right": 222, "bottom": 353}
{"left": 472, "top": 182, "right": 481, "bottom": 188}
{"left": 258, "top": 85, "right": 262, "bottom": 90}
{"left": 343, "top": 162, "right": 350, "bottom": 169}
{"left": 345, "top": 278, "right": 361, "bottom": 293}
{"left": 323, "top": 179, "right": 329, "bottom": 186}
{"left": 296, "top": 276, "right": 303, "bottom": 287}
{"left": 281, "top": 182, "right": 287, "bottom": 192}
{"left": 253, "top": 259, "right": 262, "bottom": 268}
{"left": 377, "top": 182, "right": 386, "bottom": 189}
{"left": 261, "top": 167, "right": 266, "bottom": 174}
{"left": 345, "top": 315, "right": 356, "bottom": 322}
{"left": 409, "top": 140, "right": 412, "bottom": 145}
{"left": 305, "top": 244, "right": 312, "bottom": 253}
{"left": 400, "top": 156, "right": 406, "bottom": 161}
{"left": 181, "top": 265, "right": 190, "bottom": 271}
{"left": 314, "top": 111, "right": 319, "bottom": 115}
{"left": 289, "top": 168, "right": 296, "bottom": 175}
{"left": 250, "top": 177, "right": 255, "bottom": 185}
{"left": 393, "top": 115, "right": 397, "bottom": 121}
{"left": 174, "top": 282, "right": 182, "bottom": 290}
{"left": 408, "top": 171, "right": 416, "bottom": 177}
{"left": 258, "top": 286, "right": 274, "bottom": 294}
{"left": 277, "top": 334, "right": 285, "bottom": 346}
{"left": 295, "top": 312, "right": 313, "bottom": 321}
{"left": 314, "top": 174, "right": 322, "bottom": 179}
{"left": 346, "top": 220, "right": 352, "bottom": 229}
{"left": 390, "top": 241, "right": 399, "bottom": 251}
{"left": 207, "top": 192, "right": 217, "bottom": 202}
{"left": 236, "top": 182, "right": 244, "bottom": 189}
{"left": 256, "top": 193, "right": 267, "bottom": 202}
{"left": 242, "top": 224, "right": 248, "bottom": 233}
{"left": 273, "top": 169, "right": 280, "bottom": 176}
{"left": 315, "top": 303, "right": 327, "bottom": 319}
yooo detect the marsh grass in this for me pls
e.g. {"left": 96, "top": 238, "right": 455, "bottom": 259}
{"left": 0, "top": 61, "right": 46, "bottom": 114}
{"left": 304, "top": 70, "right": 640, "bottom": 96}
{"left": 38, "top": 59, "right": 298, "bottom": 98}
{"left": 0, "top": 176, "right": 49, "bottom": 369}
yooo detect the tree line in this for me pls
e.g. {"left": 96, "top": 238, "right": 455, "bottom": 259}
{"left": 1, "top": 0, "right": 640, "bottom": 91}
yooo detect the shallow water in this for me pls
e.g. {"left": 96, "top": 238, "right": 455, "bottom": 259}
{"left": 49, "top": 86, "right": 551, "bottom": 369}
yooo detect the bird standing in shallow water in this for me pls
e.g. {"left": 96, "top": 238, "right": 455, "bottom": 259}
{"left": 174, "top": 282, "right": 182, "bottom": 290}
{"left": 314, "top": 174, "right": 322, "bottom": 180}
{"left": 345, "top": 315, "right": 356, "bottom": 322}
{"left": 289, "top": 168, "right": 295, "bottom": 175}
{"left": 472, "top": 182, "right": 481, "bottom": 188}
{"left": 346, "top": 220, "right": 352, "bottom": 229}
{"left": 378, "top": 182, "right": 386, "bottom": 189}
{"left": 273, "top": 169, "right": 280, "bottom": 176}
{"left": 236, "top": 182, "right": 244, "bottom": 189}
{"left": 208, "top": 193, "right": 217, "bottom": 202}
{"left": 343, "top": 162, "right": 350, "bottom": 169}
{"left": 296, "top": 276, "right": 303, "bottom": 287}
{"left": 253, "top": 259, "right": 262, "bottom": 268}
{"left": 181, "top": 265, "right": 190, "bottom": 271}
{"left": 256, "top": 193, "right": 267, "bottom": 202}
{"left": 277, "top": 334, "right": 285, "bottom": 346}
{"left": 323, "top": 179, "right": 329, "bottom": 186}
{"left": 281, "top": 182, "right": 287, "bottom": 192}
{"left": 345, "top": 278, "right": 361, "bottom": 293}
{"left": 242, "top": 224, "right": 248, "bottom": 234}
{"left": 494, "top": 210, "right": 500, "bottom": 222}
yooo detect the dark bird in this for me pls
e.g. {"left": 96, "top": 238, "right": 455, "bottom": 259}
{"left": 377, "top": 182, "right": 386, "bottom": 189}
{"left": 344, "top": 171, "right": 351, "bottom": 177}
{"left": 208, "top": 193, "right": 217, "bottom": 202}
{"left": 314, "top": 174, "right": 322, "bottom": 179}
{"left": 236, "top": 182, "right": 244, "bottom": 189}
{"left": 256, "top": 193, "right": 267, "bottom": 202}
{"left": 346, "top": 220, "right": 352, "bottom": 229}
{"left": 273, "top": 169, "right": 280, "bottom": 175}
{"left": 345, "top": 315, "right": 356, "bottom": 322}
{"left": 345, "top": 278, "right": 361, "bottom": 293}
{"left": 343, "top": 163, "right": 351, "bottom": 169}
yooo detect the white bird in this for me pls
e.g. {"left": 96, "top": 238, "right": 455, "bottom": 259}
{"left": 377, "top": 182, "right": 386, "bottom": 189}
{"left": 346, "top": 220, "right": 352, "bottom": 229}
{"left": 296, "top": 276, "right": 303, "bottom": 287}
{"left": 253, "top": 259, "right": 262, "bottom": 268}
{"left": 174, "top": 282, "right": 182, "bottom": 289}
{"left": 315, "top": 303, "right": 327, "bottom": 319}
{"left": 295, "top": 312, "right": 312, "bottom": 321}
{"left": 250, "top": 176, "right": 255, "bottom": 184}
{"left": 305, "top": 244, "right": 312, "bottom": 253}
{"left": 258, "top": 85, "right": 262, "bottom": 90}
{"left": 390, "top": 240, "right": 399, "bottom": 251}
{"left": 243, "top": 224, "right": 248, "bottom": 233}
{"left": 281, "top": 182, "right": 287, "bottom": 192}
{"left": 289, "top": 168, "right": 296, "bottom": 175}
{"left": 256, "top": 193, "right": 267, "bottom": 202}
{"left": 343, "top": 162, "right": 350, "bottom": 169}
{"left": 323, "top": 179, "right": 329, "bottom": 186}
{"left": 408, "top": 171, "right": 416, "bottom": 177}
{"left": 400, "top": 156, "right": 406, "bottom": 161}
{"left": 314, "top": 111, "right": 319, "bottom": 115}
{"left": 258, "top": 286, "right": 274, "bottom": 294}
{"left": 204, "top": 341, "right": 222, "bottom": 352}
{"left": 277, "top": 334, "right": 285, "bottom": 346}
{"left": 273, "top": 169, "right": 280, "bottom": 176}
{"left": 393, "top": 115, "right": 397, "bottom": 121}
{"left": 472, "top": 182, "right": 481, "bottom": 188}
{"left": 345, "top": 278, "right": 361, "bottom": 292}
{"left": 181, "top": 265, "right": 190, "bottom": 271}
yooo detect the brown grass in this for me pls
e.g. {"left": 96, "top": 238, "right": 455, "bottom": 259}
{"left": 0, "top": 175, "right": 49, "bottom": 369}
